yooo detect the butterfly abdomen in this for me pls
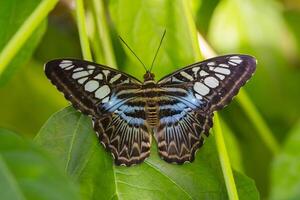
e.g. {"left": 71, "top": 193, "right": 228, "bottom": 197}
{"left": 146, "top": 102, "right": 159, "bottom": 127}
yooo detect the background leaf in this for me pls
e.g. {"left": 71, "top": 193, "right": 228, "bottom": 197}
{"left": 108, "top": 0, "right": 201, "bottom": 79}
{"left": 206, "top": 0, "right": 300, "bottom": 196}
{"left": 1, "top": 0, "right": 300, "bottom": 198}
{"left": 35, "top": 107, "right": 259, "bottom": 200}
{"left": 270, "top": 120, "right": 300, "bottom": 200}
{"left": 0, "top": 0, "right": 46, "bottom": 85}
{"left": 0, "top": 128, "right": 80, "bottom": 200}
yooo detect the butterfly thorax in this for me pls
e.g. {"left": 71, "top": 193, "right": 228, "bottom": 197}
{"left": 143, "top": 71, "right": 155, "bottom": 85}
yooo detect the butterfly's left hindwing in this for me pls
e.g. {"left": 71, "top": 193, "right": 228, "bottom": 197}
{"left": 45, "top": 59, "right": 151, "bottom": 166}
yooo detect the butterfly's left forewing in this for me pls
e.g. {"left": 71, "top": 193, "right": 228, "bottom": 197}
{"left": 45, "top": 59, "right": 151, "bottom": 166}
{"left": 155, "top": 54, "right": 256, "bottom": 163}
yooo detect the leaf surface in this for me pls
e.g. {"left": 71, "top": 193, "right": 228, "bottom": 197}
{"left": 0, "top": 128, "right": 80, "bottom": 200}
{"left": 270, "top": 121, "right": 300, "bottom": 200}
{"left": 0, "top": 0, "right": 46, "bottom": 85}
{"left": 35, "top": 107, "right": 259, "bottom": 200}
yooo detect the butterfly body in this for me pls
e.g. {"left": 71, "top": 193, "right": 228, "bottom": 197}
{"left": 45, "top": 54, "right": 256, "bottom": 166}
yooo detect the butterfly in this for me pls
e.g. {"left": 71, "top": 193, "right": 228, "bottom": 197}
{"left": 45, "top": 54, "right": 256, "bottom": 166}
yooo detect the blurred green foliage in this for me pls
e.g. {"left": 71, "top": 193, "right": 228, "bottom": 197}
{"left": 0, "top": 0, "right": 299, "bottom": 199}
{"left": 0, "top": 129, "right": 80, "bottom": 199}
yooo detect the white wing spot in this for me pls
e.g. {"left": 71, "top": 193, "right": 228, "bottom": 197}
{"left": 109, "top": 74, "right": 122, "bottom": 83}
{"left": 172, "top": 77, "right": 183, "bottom": 83}
{"left": 73, "top": 67, "right": 83, "bottom": 72}
{"left": 204, "top": 77, "right": 219, "bottom": 88}
{"left": 78, "top": 77, "right": 88, "bottom": 84}
{"left": 216, "top": 74, "right": 225, "bottom": 80}
{"left": 102, "top": 96, "right": 110, "bottom": 103}
{"left": 72, "top": 71, "right": 89, "bottom": 79}
{"left": 192, "top": 67, "right": 200, "bottom": 76}
{"left": 61, "top": 60, "right": 72, "bottom": 63}
{"left": 200, "top": 70, "right": 209, "bottom": 76}
{"left": 59, "top": 60, "right": 72, "bottom": 68}
{"left": 214, "top": 67, "right": 231, "bottom": 75}
{"left": 87, "top": 65, "right": 96, "bottom": 69}
{"left": 195, "top": 94, "right": 203, "bottom": 100}
{"left": 192, "top": 67, "right": 200, "bottom": 73}
{"left": 219, "top": 64, "right": 229, "bottom": 68}
{"left": 94, "top": 73, "right": 103, "bottom": 80}
{"left": 180, "top": 71, "right": 194, "bottom": 81}
{"left": 102, "top": 70, "right": 110, "bottom": 78}
{"left": 229, "top": 56, "right": 242, "bottom": 64}
{"left": 85, "top": 80, "right": 99, "bottom": 92}
{"left": 207, "top": 62, "right": 215, "bottom": 66}
{"left": 228, "top": 61, "right": 237, "bottom": 66}
{"left": 65, "top": 65, "right": 75, "bottom": 70}
{"left": 123, "top": 79, "right": 130, "bottom": 84}
{"left": 95, "top": 85, "right": 110, "bottom": 99}
{"left": 194, "top": 82, "right": 210, "bottom": 96}
{"left": 88, "top": 70, "right": 94, "bottom": 74}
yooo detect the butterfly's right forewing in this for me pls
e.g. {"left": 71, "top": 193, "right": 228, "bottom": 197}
{"left": 45, "top": 59, "right": 141, "bottom": 117}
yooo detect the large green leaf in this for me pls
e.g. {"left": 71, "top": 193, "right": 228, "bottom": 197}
{"left": 35, "top": 107, "right": 259, "bottom": 199}
{"left": 270, "top": 121, "right": 300, "bottom": 200}
{"left": 108, "top": 0, "right": 202, "bottom": 80}
{"left": 0, "top": 60, "right": 67, "bottom": 137}
{"left": 0, "top": 0, "right": 46, "bottom": 85}
{"left": 0, "top": 128, "right": 80, "bottom": 200}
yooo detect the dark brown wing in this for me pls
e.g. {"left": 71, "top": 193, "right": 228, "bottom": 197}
{"left": 45, "top": 59, "right": 141, "bottom": 117}
{"left": 158, "top": 54, "right": 256, "bottom": 112}
{"left": 45, "top": 59, "right": 151, "bottom": 166}
{"left": 93, "top": 104, "right": 151, "bottom": 166}
{"left": 155, "top": 55, "right": 256, "bottom": 163}
{"left": 155, "top": 102, "right": 213, "bottom": 164}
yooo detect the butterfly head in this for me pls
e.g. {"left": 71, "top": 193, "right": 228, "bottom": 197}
{"left": 143, "top": 71, "right": 155, "bottom": 83}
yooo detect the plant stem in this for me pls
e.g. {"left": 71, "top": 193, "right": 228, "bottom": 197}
{"left": 197, "top": 33, "right": 279, "bottom": 155}
{"left": 90, "top": 0, "right": 117, "bottom": 67}
{"left": 0, "top": 0, "right": 58, "bottom": 77}
{"left": 75, "top": 0, "right": 93, "bottom": 61}
{"left": 181, "top": 0, "right": 202, "bottom": 60}
{"left": 214, "top": 113, "right": 239, "bottom": 200}
{"left": 196, "top": 32, "right": 239, "bottom": 200}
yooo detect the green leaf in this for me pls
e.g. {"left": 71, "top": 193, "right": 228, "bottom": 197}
{"left": 0, "top": 0, "right": 46, "bottom": 85}
{"left": 0, "top": 60, "right": 67, "bottom": 137}
{"left": 108, "top": 0, "right": 202, "bottom": 80}
{"left": 270, "top": 121, "right": 300, "bottom": 200}
{"left": 35, "top": 107, "right": 259, "bottom": 199}
{"left": 208, "top": 0, "right": 300, "bottom": 133}
{"left": 0, "top": 128, "right": 80, "bottom": 200}
{"left": 220, "top": 119, "right": 244, "bottom": 172}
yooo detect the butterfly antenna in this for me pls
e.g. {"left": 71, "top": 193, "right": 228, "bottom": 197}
{"left": 149, "top": 30, "right": 166, "bottom": 72}
{"left": 119, "top": 36, "right": 148, "bottom": 72}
